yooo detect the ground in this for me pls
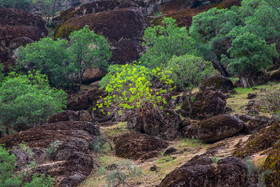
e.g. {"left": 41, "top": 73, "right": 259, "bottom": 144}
{"left": 77, "top": 82, "right": 279, "bottom": 186}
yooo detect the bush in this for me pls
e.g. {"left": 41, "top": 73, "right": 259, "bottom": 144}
{"left": 0, "top": 71, "right": 67, "bottom": 131}
{"left": 0, "top": 145, "right": 53, "bottom": 187}
{"left": 0, "top": 63, "right": 4, "bottom": 82}
{"left": 140, "top": 17, "right": 196, "bottom": 68}
{"left": 259, "top": 87, "right": 280, "bottom": 118}
{"left": 17, "top": 26, "right": 111, "bottom": 90}
{"left": 97, "top": 63, "right": 174, "bottom": 116}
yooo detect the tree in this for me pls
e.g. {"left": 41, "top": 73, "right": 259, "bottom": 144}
{"left": 17, "top": 26, "right": 112, "bottom": 90}
{"left": 69, "top": 25, "right": 111, "bottom": 90}
{"left": 140, "top": 17, "right": 196, "bottom": 68}
{"left": 0, "top": 71, "right": 67, "bottom": 132}
{"left": 32, "top": 0, "right": 61, "bottom": 21}
{"left": 221, "top": 32, "right": 278, "bottom": 87}
{"left": 0, "top": 0, "right": 32, "bottom": 11}
{"left": 164, "top": 54, "right": 216, "bottom": 115}
{"left": 16, "top": 37, "right": 74, "bottom": 88}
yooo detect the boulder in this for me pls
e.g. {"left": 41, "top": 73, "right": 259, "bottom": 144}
{"left": 114, "top": 133, "right": 168, "bottom": 160}
{"left": 127, "top": 108, "right": 181, "bottom": 140}
{"left": 195, "top": 115, "right": 245, "bottom": 143}
{"left": 237, "top": 115, "right": 274, "bottom": 134}
{"left": 181, "top": 91, "right": 227, "bottom": 120}
{"left": 159, "top": 156, "right": 248, "bottom": 187}
{"left": 0, "top": 121, "right": 100, "bottom": 186}
{"left": 0, "top": 8, "right": 47, "bottom": 68}
{"left": 233, "top": 123, "right": 280, "bottom": 158}
{"left": 82, "top": 67, "right": 107, "bottom": 84}
{"left": 263, "top": 142, "right": 280, "bottom": 186}
{"left": 199, "top": 74, "right": 234, "bottom": 93}
{"left": 269, "top": 69, "right": 280, "bottom": 82}
{"left": 54, "top": 8, "right": 146, "bottom": 64}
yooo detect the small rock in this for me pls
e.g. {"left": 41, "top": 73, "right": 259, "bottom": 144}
{"left": 164, "top": 147, "right": 177, "bottom": 156}
{"left": 247, "top": 93, "right": 257, "bottom": 99}
{"left": 150, "top": 165, "right": 158, "bottom": 172}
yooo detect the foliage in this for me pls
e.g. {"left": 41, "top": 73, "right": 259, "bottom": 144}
{"left": 221, "top": 32, "right": 278, "bottom": 77}
{"left": 259, "top": 87, "right": 280, "bottom": 118}
{"left": 106, "top": 160, "right": 142, "bottom": 187}
{"left": 190, "top": 7, "right": 241, "bottom": 61}
{"left": 0, "top": 0, "right": 32, "bottom": 11}
{"left": 0, "top": 63, "right": 4, "bottom": 82}
{"left": 0, "top": 71, "right": 67, "bottom": 130}
{"left": 69, "top": 25, "right": 111, "bottom": 89}
{"left": 97, "top": 63, "right": 174, "bottom": 116}
{"left": 16, "top": 37, "right": 73, "bottom": 88}
{"left": 0, "top": 145, "right": 53, "bottom": 187}
{"left": 17, "top": 26, "right": 111, "bottom": 90}
{"left": 164, "top": 54, "right": 216, "bottom": 91}
{"left": 32, "top": 0, "right": 61, "bottom": 21}
{"left": 141, "top": 17, "right": 196, "bottom": 68}
{"left": 46, "top": 141, "right": 59, "bottom": 157}
{"left": 211, "top": 157, "right": 219, "bottom": 163}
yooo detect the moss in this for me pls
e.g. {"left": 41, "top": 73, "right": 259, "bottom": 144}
{"left": 233, "top": 123, "right": 280, "bottom": 158}
{"left": 263, "top": 142, "right": 280, "bottom": 186}
{"left": 216, "top": 0, "right": 242, "bottom": 9}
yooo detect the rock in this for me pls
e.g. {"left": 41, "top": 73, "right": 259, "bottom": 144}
{"left": 237, "top": 115, "right": 274, "bottom": 134}
{"left": 247, "top": 93, "right": 257, "bottom": 99}
{"left": 127, "top": 109, "right": 181, "bottom": 140}
{"left": 114, "top": 133, "right": 168, "bottom": 160}
{"left": 0, "top": 8, "right": 47, "bottom": 66}
{"left": 263, "top": 142, "right": 280, "bottom": 186}
{"left": 159, "top": 156, "right": 248, "bottom": 187}
{"left": 150, "top": 165, "right": 158, "bottom": 172}
{"left": 164, "top": 147, "right": 177, "bottom": 156}
{"left": 195, "top": 115, "right": 245, "bottom": 143}
{"left": 269, "top": 69, "right": 280, "bottom": 82}
{"left": 54, "top": 8, "right": 146, "bottom": 64}
{"left": 199, "top": 74, "right": 234, "bottom": 93}
{"left": 82, "top": 67, "right": 107, "bottom": 84}
{"left": 233, "top": 123, "right": 280, "bottom": 158}
{"left": 67, "top": 87, "right": 105, "bottom": 111}
{"left": 181, "top": 91, "right": 227, "bottom": 120}
{"left": 0, "top": 121, "right": 100, "bottom": 186}
{"left": 47, "top": 110, "right": 91, "bottom": 123}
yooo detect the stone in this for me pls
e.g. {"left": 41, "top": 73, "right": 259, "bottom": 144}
{"left": 47, "top": 110, "right": 91, "bottom": 123}
{"left": 159, "top": 156, "right": 248, "bottom": 187}
{"left": 82, "top": 67, "right": 107, "bottom": 84}
{"left": 233, "top": 123, "right": 280, "bottom": 158}
{"left": 127, "top": 109, "right": 181, "bottom": 140}
{"left": 164, "top": 147, "right": 177, "bottom": 156}
{"left": 181, "top": 91, "right": 227, "bottom": 120}
{"left": 199, "top": 74, "right": 234, "bottom": 93}
{"left": 195, "top": 114, "right": 245, "bottom": 143}
{"left": 114, "top": 133, "right": 168, "bottom": 160}
{"left": 247, "top": 93, "right": 257, "bottom": 99}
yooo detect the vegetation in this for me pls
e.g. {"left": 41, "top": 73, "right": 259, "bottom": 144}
{"left": 0, "top": 0, "right": 32, "bottom": 11}
{"left": 17, "top": 26, "right": 111, "bottom": 90}
{"left": 0, "top": 145, "right": 53, "bottom": 186}
{"left": 259, "top": 87, "right": 280, "bottom": 117}
{"left": 140, "top": 17, "right": 196, "bottom": 68}
{"left": 0, "top": 71, "right": 67, "bottom": 132}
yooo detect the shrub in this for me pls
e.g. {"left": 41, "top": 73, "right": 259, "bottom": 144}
{"left": 97, "top": 63, "right": 174, "bottom": 116}
{"left": 259, "top": 87, "right": 280, "bottom": 117}
{"left": 0, "top": 145, "right": 53, "bottom": 187}
{"left": 0, "top": 0, "right": 32, "bottom": 11}
{"left": 140, "top": 17, "right": 196, "bottom": 68}
{"left": 0, "top": 63, "right": 4, "bottom": 82}
{"left": 0, "top": 71, "right": 67, "bottom": 131}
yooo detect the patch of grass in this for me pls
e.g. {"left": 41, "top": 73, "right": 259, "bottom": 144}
{"left": 102, "top": 122, "right": 129, "bottom": 140}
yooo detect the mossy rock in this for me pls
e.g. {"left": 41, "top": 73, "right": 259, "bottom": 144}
{"left": 216, "top": 0, "right": 242, "bottom": 9}
{"left": 199, "top": 74, "right": 234, "bottom": 93}
{"left": 263, "top": 142, "right": 280, "bottom": 186}
{"left": 54, "top": 8, "right": 146, "bottom": 40}
{"left": 233, "top": 123, "right": 280, "bottom": 158}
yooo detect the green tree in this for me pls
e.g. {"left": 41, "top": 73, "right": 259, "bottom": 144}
{"left": 16, "top": 37, "right": 74, "bottom": 89}
{"left": 221, "top": 32, "right": 278, "bottom": 87}
{"left": 32, "top": 0, "right": 61, "bottom": 21}
{"left": 140, "top": 17, "right": 196, "bottom": 68}
{"left": 164, "top": 54, "right": 216, "bottom": 114}
{"left": 0, "top": 71, "right": 67, "bottom": 132}
{"left": 69, "top": 25, "right": 112, "bottom": 90}
{"left": 0, "top": 145, "right": 53, "bottom": 187}
{"left": 0, "top": 0, "right": 32, "bottom": 11}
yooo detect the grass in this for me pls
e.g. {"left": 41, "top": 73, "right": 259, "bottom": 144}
{"left": 101, "top": 122, "right": 129, "bottom": 140}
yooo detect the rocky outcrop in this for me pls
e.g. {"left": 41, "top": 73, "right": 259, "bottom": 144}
{"left": 181, "top": 91, "right": 227, "bottom": 120}
{"left": 114, "top": 133, "right": 168, "bottom": 160}
{"left": 127, "top": 109, "right": 181, "bottom": 140}
{"left": 0, "top": 8, "right": 47, "bottom": 68}
{"left": 237, "top": 115, "right": 274, "bottom": 134}
{"left": 47, "top": 110, "right": 92, "bottom": 123}
{"left": 194, "top": 115, "right": 244, "bottom": 143}
{"left": 233, "top": 123, "right": 280, "bottom": 158}
{"left": 55, "top": 8, "right": 146, "bottom": 64}
{"left": 0, "top": 121, "right": 100, "bottom": 186}
{"left": 159, "top": 156, "right": 248, "bottom": 187}
{"left": 199, "top": 74, "right": 234, "bottom": 93}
